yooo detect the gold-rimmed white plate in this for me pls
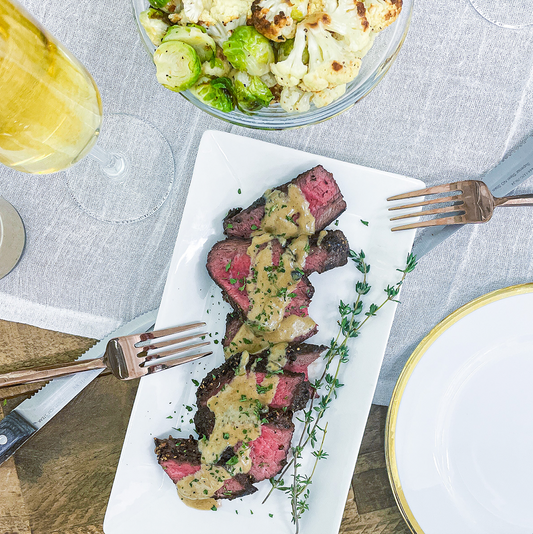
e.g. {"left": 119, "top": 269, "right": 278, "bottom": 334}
{"left": 386, "top": 284, "right": 533, "bottom": 534}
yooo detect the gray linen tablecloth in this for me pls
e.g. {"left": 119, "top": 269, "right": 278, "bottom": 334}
{"left": 1, "top": 0, "right": 533, "bottom": 405}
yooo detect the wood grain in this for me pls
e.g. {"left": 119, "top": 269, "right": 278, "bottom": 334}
{"left": 0, "top": 319, "right": 409, "bottom": 534}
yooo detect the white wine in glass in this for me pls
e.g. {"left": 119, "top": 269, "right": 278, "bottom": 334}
{"left": 0, "top": 0, "right": 174, "bottom": 223}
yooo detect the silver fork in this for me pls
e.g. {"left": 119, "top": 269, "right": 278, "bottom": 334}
{"left": 388, "top": 180, "right": 533, "bottom": 231}
{"left": 0, "top": 322, "right": 212, "bottom": 388}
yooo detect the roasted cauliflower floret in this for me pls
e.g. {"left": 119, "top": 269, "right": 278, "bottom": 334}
{"left": 325, "top": 0, "right": 374, "bottom": 55}
{"left": 139, "top": 8, "right": 170, "bottom": 46}
{"left": 279, "top": 86, "right": 312, "bottom": 112}
{"left": 206, "top": 15, "right": 246, "bottom": 45}
{"left": 300, "top": 13, "right": 361, "bottom": 92}
{"left": 270, "top": 22, "right": 308, "bottom": 86}
{"left": 250, "top": 0, "right": 296, "bottom": 42}
{"left": 362, "top": 0, "right": 401, "bottom": 32}
{"left": 311, "top": 83, "right": 346, "bottom": 107}
{"left": 181, "top": 0, "right": 251, "bottom": 25}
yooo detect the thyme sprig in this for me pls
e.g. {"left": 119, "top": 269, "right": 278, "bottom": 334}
{"left": 263, "top": 250, "right": 417, "bottom": 533}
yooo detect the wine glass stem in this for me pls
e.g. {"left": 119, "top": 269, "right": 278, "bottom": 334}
{"left": 89, "top": 144, "right": 128, "bottom": 178}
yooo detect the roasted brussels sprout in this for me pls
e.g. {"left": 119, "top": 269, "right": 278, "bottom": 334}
{"left": 190, "top": 77, "right": 236, "bottom": 112}
{"left": 222, "top": 26, "right": 275, "bottom": 76}
{"left": 154, "top": 41, "right": 201, "bottom": 92}
{"left": 233, "top": 71, "right": 273, "bottom": 111}
{"left": 201, "top": 56, "right": 231, "bottom": 78}
{"left": 162, "top": 24, "right": 216, "bottom": 62}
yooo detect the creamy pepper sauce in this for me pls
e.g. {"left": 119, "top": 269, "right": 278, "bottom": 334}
{"left": 178, "top": 183, "right": 318, "bottom": 509}
{"left": 177, "top": 352, "right": 280, "bottom": 507}
{"left": 261, "top": 184, "right": 315, "bottom": 239}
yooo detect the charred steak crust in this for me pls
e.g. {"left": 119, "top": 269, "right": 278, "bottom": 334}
{"left": 223, "top": 166, "right": 347, "bottom": 238}
{"left": 308, "top": 229, "right": 350, "bottom": 273}
{"left": 223, "top": 197, "right": 266, "bottom": 238}
{"left": 223, "top": 311, "right": 244, "bottom": 348}
{"left": 154, "top": 435, "right": 201, "bottom": 464}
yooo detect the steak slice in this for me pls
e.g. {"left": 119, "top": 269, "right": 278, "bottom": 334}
{"left": 250, "top": 342, "right": 326, "bottom": 379}
{"left": 207, "top": 237, "right": 314, "bottom": 318}
{"left": 207, "top": 230, "right": 348, "bottom": 316}
{"left": 305, "top": 230, "right": 350, "bottom": 274}
{"left": 222, "top": 312, "right": 319, "bottom": 350}
{"left": 214, "top": 474, "right": 258, "bottom": 500}
{"left": 248, "top": 408, "right": 294, "bottom": 482}
{"left": 194, "top": 353, "right": 310, "bottom": 438}
{"left": 154, "top": 436, "right": 257, "bottom": 500}
{"left": 223, "top": 166, "right": 347, "bottom": 238}
{"left": 154, "top": 435, "right": 201, "bottom": 482}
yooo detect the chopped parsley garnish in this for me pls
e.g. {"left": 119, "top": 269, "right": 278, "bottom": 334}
{"left": 226, "top": 455, "right": 239, "bottom": 466}
{"left": 257, "top": 383, "right": 273, "bottom": 394}
{"left": 360, "top": 219, "right": 369, "bottom": 226}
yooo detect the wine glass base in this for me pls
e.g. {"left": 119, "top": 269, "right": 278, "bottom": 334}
{"left": 65, "top": 113, "right": 175, "bottom": 224}
{"left": 469, "top": 0, "right": 533, "bottom": 29}
{"left": 0, "top": 198, "right": 25, "bottom": 280}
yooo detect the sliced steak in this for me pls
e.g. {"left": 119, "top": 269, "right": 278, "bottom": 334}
{"left": 223, "top": 199, "right": 266, "bottom": 238}
{"left": 223, "top": 166, "right": 347, "bottom": 238}
{"left": 223, "top": 311, "right": 245, "bottom": 348}
{"left": 248, "top": 408, "right": 294, "bottom": 482}
{"left": 214, "top": 474, "right": 258, "bottom": 500}
{"left": 207, "top": 237, "right": 314, "bottom": 317}
{"left": 305, "top": 230, "right": 350, "bottom": 274}
{"left": 283, "top": 343, "right": 326, "bottom": 380}
{"left": 154, "top": 436, "right": 201, "bottom": 483}
{"left": 222, "top": 312, "right": 319, "bottom": 349}
{"left": 194, "top": 353, "right": 310, "bottom": 438}
{"left": 154, "top": 436, "right": 258, "bottom": 500}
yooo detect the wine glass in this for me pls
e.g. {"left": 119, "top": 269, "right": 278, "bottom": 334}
{"left": 0, "top": 0, "right": 175, "bottom": 224}
{"left": 468, "top": 0, "right": 533, "bottom": 29}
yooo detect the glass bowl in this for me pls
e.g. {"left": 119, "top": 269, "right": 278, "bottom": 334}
{"left": 132, "top": 0, "right": 413, "bottom": 130}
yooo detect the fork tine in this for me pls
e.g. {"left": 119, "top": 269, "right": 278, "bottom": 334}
{"left": 141, "top": 340, "right": 211, "bottom": 360}
{"left": 136, "top": 331, "right": 208, "bottom": 350}
{"left": 390, "top": 204, "right": 465, "bottom": 221}
{"left": 391, "top": 215, "right": 467, "bottom": 232}
{"left": 388, "top": 195, "right": 462, "bottom": 211}
{"left": 145, "top": 351, "right": 213, "bottom": 374}
{"left": 138, "top": 322, "right": 205, "bottom": 343}
{"left": 387, "top": 183, "right": 460, "bottom": 201}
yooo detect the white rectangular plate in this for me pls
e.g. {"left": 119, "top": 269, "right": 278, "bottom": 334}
{"left": 104, "top": 131, "right": 423, "bottom": 534}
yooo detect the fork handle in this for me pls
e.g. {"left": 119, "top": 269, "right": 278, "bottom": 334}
{"left": 495, "top": 194, "right": 533, "bottom": 207}
{"left": 0, "top": 357, "right": 106, "bottom": 388}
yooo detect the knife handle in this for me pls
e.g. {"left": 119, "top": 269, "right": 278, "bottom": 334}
{"left": 0, "top": 411, "right": 37, "bottom": 464}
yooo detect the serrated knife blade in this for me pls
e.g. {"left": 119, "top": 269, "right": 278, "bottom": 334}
{"left": 412, "top": 133, "right": 533, "bottom": 258}
{"left": 0, "top": 308, "right": 158, "bottom": 466}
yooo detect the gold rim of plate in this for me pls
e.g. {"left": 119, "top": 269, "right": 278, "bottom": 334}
{"left": 384, "top": 282, "right": 533, "bottom": 534}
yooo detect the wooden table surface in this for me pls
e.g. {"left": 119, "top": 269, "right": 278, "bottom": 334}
{"left": 0, "top": 319, "right": 410, "bottom": 534}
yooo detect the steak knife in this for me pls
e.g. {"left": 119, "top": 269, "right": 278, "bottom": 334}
{"left": 412, "top": 133, "right": 533, "bottom": 258}
{"left": 0, "top": 308, "right": 158, "bottom": 466}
